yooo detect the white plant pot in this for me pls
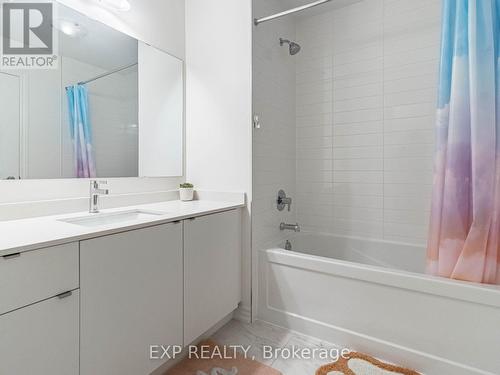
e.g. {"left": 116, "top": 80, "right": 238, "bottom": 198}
{"left": 179, "top": 188, "right": 194, "bottom": 201}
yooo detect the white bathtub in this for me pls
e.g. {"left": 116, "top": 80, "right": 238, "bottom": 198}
{"left": 258, "top": 233, "right": 500, "bottom": 375}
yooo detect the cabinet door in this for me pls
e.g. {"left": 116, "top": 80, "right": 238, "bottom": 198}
{"left": 184, "top": 209, "right": 241, "bottom": 345}
{"left": 80, "top": 223, "right": 183, "bottom": 375}
{"left": 0, "top": 290, "right": 79, "bottom": 375}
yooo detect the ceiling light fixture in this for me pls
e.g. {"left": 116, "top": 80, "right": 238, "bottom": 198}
{"left": 97, "top": 0, "right": 131, "bottom": 12}
{"left": 55, "top": 19, "right": 88, "bottom": 38}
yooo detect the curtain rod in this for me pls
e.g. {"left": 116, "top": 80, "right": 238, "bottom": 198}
{"left": 77, "top": 62, "right": 138, "bottom": 85}
{"left": 254, "top": 0, "right": 332, "bottom": 26}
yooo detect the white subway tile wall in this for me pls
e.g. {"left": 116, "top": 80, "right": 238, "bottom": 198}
{"left": 295, "top": 0, "right": 441, "bottom": 245}
{"left": 252, "top": 0, "right": 297, "bottom": 249}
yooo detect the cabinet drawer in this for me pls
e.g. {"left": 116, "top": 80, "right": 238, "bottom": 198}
{"left": 0, "top": 290, "right": 79, "bottom": 375}
{"left": 0, "top": 242, "right": 79, "bottom": 315}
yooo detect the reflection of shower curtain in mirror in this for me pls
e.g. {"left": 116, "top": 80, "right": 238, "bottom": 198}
{"left": 66, "top": 84, "right": 96, "bottom": 178}
{"left": 427, "top": 0, "right": 500, "bottom": 284}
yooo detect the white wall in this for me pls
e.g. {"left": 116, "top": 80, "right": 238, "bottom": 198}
{"left": 0, "top": 73, "right": 20, "bottom": 179}
{"left": 295, "top": 0, "right": 441, "bottom": 245}
{"left": 27, "top": 69, "right": 63, "bottom": 179}
{"left": 185, "top": 0, "right": 252, "bottom": 192}
{"left": 185, "top": 0, "right": 252, "bottom": 320}
{"left": 1, "top": 67, "right": 63, "bottom": 179}
{"left": 0, "top": 0, "right": 185, "bottom": 209}
{"left": 138, "top": 43, "right": 183, "bottom": 178}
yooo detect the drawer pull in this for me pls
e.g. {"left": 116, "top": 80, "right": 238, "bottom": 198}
{"left": 3, "top": 252, "right": 21, "bottom": 260}
{"left": 57, "top": 291, "right": 73, "bottom": 299}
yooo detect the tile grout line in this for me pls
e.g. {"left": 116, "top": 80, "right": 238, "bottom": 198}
{"left": 331, "top": 10, "right": 336, "bottom": 231}
{"left": 382, "top": 0, "right": 386, "bottom": 242}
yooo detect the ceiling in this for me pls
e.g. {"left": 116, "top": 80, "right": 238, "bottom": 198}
{"left": 58, "top": 4, "right": 138, "bottom": 71}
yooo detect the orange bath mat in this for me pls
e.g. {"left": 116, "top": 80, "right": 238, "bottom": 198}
{"left": 316, "top": 352, "right": 421, "bottom": 375}
{"left": 165, "top": 340, "right": 281, "bottom": 375}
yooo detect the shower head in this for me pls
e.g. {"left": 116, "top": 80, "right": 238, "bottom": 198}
{"left": 289, "top": 42, "right": 301, "bottom": 55}
{"left": 280, "top": 38, "right": 301, "bottom": 55}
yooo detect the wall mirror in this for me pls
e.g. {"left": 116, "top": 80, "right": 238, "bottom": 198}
{"left": 0, "top": 3, "right": 183, "bottom": 179}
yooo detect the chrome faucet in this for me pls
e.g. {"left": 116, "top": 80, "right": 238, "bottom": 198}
{"left": 89, "top": 180, "right": 109, "bottom": 213}
{"left": 280, "top": 222, "right": 300, "bottom": 232}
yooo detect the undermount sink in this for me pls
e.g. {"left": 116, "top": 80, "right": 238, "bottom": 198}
{"left": 59, "top": 209, "right": 168, "bottom": 228}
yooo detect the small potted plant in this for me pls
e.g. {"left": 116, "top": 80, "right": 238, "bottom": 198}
{"left": 179, "top": 182, "right": 194, "bottom": 201}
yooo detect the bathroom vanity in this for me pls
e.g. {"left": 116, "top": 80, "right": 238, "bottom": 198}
{"left": 0, "top": 199, "right": 243, "bottom": 375}
{"left": 0, "top": 2, "right": 248, "bottom": 374}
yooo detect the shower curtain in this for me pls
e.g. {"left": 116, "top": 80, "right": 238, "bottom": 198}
{"left": 66, "top": 84, "right": 96, "bottom": 178}
{"left": 427, "top": 0, "right": 500, "bottom": 284}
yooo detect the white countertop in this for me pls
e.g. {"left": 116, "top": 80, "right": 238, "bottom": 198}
{"left": 0, "top": 199, "right": 245, "bottom": 256}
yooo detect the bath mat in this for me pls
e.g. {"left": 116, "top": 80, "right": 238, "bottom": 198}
{"left": 165, "top": 340, "right": 281, "bottom": 375}
{"left": 316, "top": 352, "right": 421, "bottom": 375}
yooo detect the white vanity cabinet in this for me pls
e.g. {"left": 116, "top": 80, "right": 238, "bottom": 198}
{"left": 0, "top": 204, "right": 243, "bottom": 375}
{"left": 184, "top": 209, "right": 242, "bottom": 345}
{"left": 80, "top": 222, "right": 183, "bottom": 375}
{"left": 0, "top": 243, "right": 79, "bottom": 375}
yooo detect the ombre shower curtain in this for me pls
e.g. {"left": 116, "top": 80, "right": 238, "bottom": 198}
{"left": 427, "top": 0, "right": 500, "bottom": 284}
{"left": 66, "top": 84, "right": 96, "bottom": 178}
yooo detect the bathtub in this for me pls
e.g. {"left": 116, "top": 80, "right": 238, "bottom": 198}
{"left": 258, "top": 233, "right": 500, "bottom": 375}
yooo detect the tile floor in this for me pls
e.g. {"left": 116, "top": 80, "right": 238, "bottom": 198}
{"left": 211, "top": 319, "right": 344, "bottom": 374}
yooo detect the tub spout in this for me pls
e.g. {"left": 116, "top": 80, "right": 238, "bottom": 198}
{"left": 280, "top": 222, "right": 300, "bottom": 232}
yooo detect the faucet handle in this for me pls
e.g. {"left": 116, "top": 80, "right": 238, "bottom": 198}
{"left": 277, "top": 189, "right": 292, "bottom": 211}
{"left": 90, "top": 180, "right": 109, "bottom": 193}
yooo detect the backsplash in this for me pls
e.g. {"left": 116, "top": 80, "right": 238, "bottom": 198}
{"left": 0, "top": 178, "right": 182, "bottom": 221}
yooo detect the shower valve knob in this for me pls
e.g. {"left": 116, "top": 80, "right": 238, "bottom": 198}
{"left": 277, "top": 189, "right": 292, "bottom": 211}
